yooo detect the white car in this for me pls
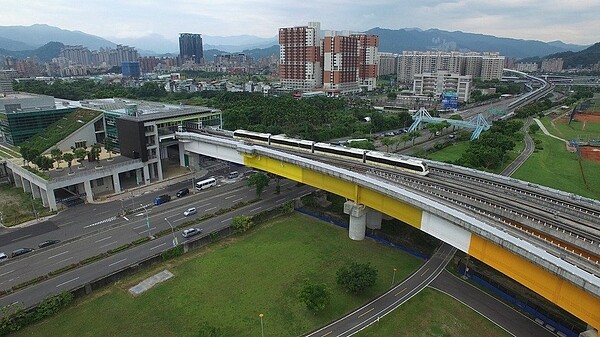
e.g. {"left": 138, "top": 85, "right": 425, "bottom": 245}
{"left": 182, "top": 228, "right": 201, "bottom": 238}
{"left": 0, "top": 252, "right": 7, "bottom": 263}
{"left": 183, "top": 207, "right": 197, "bottom": 216}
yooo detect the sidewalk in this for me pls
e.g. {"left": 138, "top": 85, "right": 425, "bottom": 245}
{"left": 533, "top": 118, "right": 568, "bottom": 143}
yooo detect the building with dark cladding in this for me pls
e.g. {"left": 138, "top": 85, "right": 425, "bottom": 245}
{"left": 179, "top": 33, "right": 204, "bottom": 64}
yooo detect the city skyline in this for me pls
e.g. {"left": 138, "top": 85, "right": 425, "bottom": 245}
{"left": 1, "top": 0, "right": 599, "bottom": 45}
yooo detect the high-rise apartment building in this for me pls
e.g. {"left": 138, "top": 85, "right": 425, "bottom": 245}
{"left": 397, "top": 51, "right": 504, "bottom": 83}
{"left": 279, "top": 22, "right": 379, "bottom": 94}
{"left": 378, "top": 53, "right": 397, "bottom": 76}
{"left": 279, "top": 22, "right": 322, "bottom": 92}
{"left": 541, "top": 58, "right": 564, "bottom": 73}
{"left": 413, "top": 72, "right": 472, "bottom": 102}
{"left": 179, "top": 33, "right": 204, "bottom": 64}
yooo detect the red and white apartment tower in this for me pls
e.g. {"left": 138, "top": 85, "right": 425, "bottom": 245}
{"left": 278, "top": 22, "right": 322, "bottom": 92}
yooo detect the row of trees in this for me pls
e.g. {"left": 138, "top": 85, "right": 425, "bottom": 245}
{"left": 299, "top": 262, "right": 378, "bottom": 312}
{"left": 20, "top": 143, "right": 105, "bottom": 173}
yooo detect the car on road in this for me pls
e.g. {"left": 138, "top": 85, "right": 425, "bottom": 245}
{"left": 154, "top": 194, "right": 171, "bottom": 205}
{"left": 0, "top": 252, "right": 7, "bottom": 263}
{"left": 38, "top": 240, "right": 60, "bottom": 248}
{"left": 176, "top": 188, "right": 189, "bottom": 198}
{"left": 228, "top": 171, "right": 239, "bottom": 179}
{"left": 183, "top": 207, "right": 197, "bottom": 216}
{"left": 11, "top": 248, "right": 33, "bottom": 258}
{"left": 182, "top": 227, "right": 201, "bottom": 238}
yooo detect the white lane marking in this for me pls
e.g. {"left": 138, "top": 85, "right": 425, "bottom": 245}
{"left": 11, "top": 234, "right": 32, "bottom": 242}
{"left": 108, "top": 258, "right": 127, "bottom": 267}
{"left": 224, "top": 195, "right": 235, "bottom": 199}
{"left": 48, "top": 251, "right": 70, "bottom": 259}
{"left": 232, "top": 197, "right": 244, "bottom": 203}
{"left": 221, "top": 217, "right": 232, "bottom": 223}
{"left": 0, "top": 270, "right": 14, "bottom": 277}
{"left": 84, "top": 216, "right": 117, "bottom": 228}
{"left": 99, "top": 240, "right": 118, "bottom": 249}
{"left": 138, "top": 227, "right": 156, "bottom": 235}
{"left": 135, "top": 213, "right": 144, "bottom": 217}
{"left": 123, "top": 216, "right": 129, "bottom": 221}
{"left": 150, "top": 242, "right": 167, "bottom": 250}
{"left": 199, "top": 203, "right": 211, "bottom": 207}
{"left": 205, "top": 206, "right": 217, "bottom": 212}
{"left": 56, "top": 277, "right": 79, "bottom": 288}
{"left": 133, "top": 223, "right": 149, "bottom": 230}
{"left": 173, "top": 217, "right": 185, "bottom": 222}
{"left": 94, "top": 236, "right": 113, "bottom": 243}
{"left": 53, "top": 257, "right": 73, "bottom": 266}
{"left": 250, "top": 206, "right": 262, "bottom": 212}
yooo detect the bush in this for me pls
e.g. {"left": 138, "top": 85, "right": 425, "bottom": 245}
{"left": 231, "top": 216, "right": 253, "bottom": 232}
{"left": 107, "top": 243, "right": 131, "bottom": 255}
{"left": 80, "top": 253, "right": 108, "bottom": 265}
{"left": 336, "top": 262, "right": 378, "bottom": 294}
{"left": 48, "top": 263, "right": 80, "bottom": 276}
{"left": 161, "top": 246, "right": 183, "bottom": 261}
{"left": 12, "top": 276, "right": 47, "bottom": 291}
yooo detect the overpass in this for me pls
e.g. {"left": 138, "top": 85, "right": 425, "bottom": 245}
{"left": 177, "top": 131, "right": 600, "bottom": 330}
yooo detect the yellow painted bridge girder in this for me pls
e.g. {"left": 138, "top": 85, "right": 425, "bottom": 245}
{"left": 242, "top": 153, "right": 600, "bottom": 329}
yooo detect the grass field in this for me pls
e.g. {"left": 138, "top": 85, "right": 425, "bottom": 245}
{"left": 540, "top": 116, "right": 600, "bottom": 141}
{"left": 0, "top": 184, "right": 52, "bottom": 226}
{"left": 425, "top": 142, "right": 469, "bottom": 163}
{"left": 14, "top": 213, "right": 425, "bottom": 337}
{"left": 355, "top": 288, "right": 510, "bottom": 337}
{"left": 512, "top": 135, "right": 600, "bottom": 200}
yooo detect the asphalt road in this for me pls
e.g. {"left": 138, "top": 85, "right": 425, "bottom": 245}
{"left": 430, "top": 271, "right": 556, "bottom": 337}
{"left": 0, "top": 177, "right": 312, "bottom": 292}
{"left": 305, "top": 243, "right": 457, "bottom": 337}
{"left": 0, "top": 180, "right": 314, "bottom": 309}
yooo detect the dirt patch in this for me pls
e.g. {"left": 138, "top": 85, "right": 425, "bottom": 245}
{"left": 580, "top": 146, "right": 600, "bottom": 163}
{"left": 574, "top": 112, "right": 600, "bottom": 123}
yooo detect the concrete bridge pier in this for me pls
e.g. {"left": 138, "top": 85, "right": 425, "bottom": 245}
{"left": 366, "top": 207, "right": 382, "bottom": 230}
{"left": 580, "top": 326, "right": 598, "bottom": 337}
{"left": 344, "top": 201, "right": 366, "bottom": 240}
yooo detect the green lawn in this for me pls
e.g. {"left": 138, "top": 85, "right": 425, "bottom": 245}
{"left": 513, "top": 135, "right": 600, "bottom": 200}
{"left": 0, "top": 184, "right": 52, "bottom": 226}
{"left": 540, "top": 116, "right": 600, "bottom": 141}
{"left": 355, "top": 288, "right": 510, "bottom": 337}
{"left": 14, "top": 213, "right": 424, "bottom": 337}
{"left": 425, "top": 142, "right": 469, "bottom": 162}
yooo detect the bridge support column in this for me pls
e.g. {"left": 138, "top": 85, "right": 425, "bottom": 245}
{"left": 22, "top": 178, "right": 32, "bottom": 193}
{"left": 13, "top": 172, "right": 22, "bottom": 188}
{"left": 344, "top": 201, "right": 366, "bottom": 241}
{"left": 366, "top": 207, "right": 382, "bottom": 230}
{"left": 31, "top": 184, "right": 41, "bottom": 199}
{"left": 136, "top": 168, "right": 143, "bottom": 186}
{"left": 142, "top": 166, "right": 150, "bottom": 185}
{"left": 83, "top": 180, "right": 94, "bottom": 203}
{"left": 580, "top": 326, "right": 598, "bottom": 337}
{"left": 112, "top": 173, "right": 121, "bottom": 194}
{"left": 179, "top": 142, "right": 186, "bottom": 167}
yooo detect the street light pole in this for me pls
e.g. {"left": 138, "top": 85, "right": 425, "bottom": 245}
{"left": 140, "top": 203, "right": 152, "bottom": 239}
{"left": 164, "top": 217, "right": 178, "bottom": 247}
{"left": 259, "top": 313, "right": 264, "bottom": 337}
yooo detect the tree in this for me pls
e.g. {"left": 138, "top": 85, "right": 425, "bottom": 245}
{"left": 62, "top": 152, "right": 75, "bottom": 173}
{"left": 104, "top": 137, "right": 114, "bottom": 159}
{"left": 299, "top": 280, "right": 330, "bottom": 312}
{"left": 50, "top": 148, "right": 63, "bottom": 168}
{"left": 88, "top": 144, "right": 102, "bottom": 162}
{"left": 528, "top": 123, "right": 540, "bottom": 134}
{"left": 408, "top": 131, "right": 421, "bottom": 146}
{"left": 20, "top": 146, "right": 39, "bottom": 166}
{"left": 34, "top": 156, "right": 55, "bottom": 171}
{"left": 246, "top": 172, "right": 269, "bottom": 197}
{"left": 336, "top": 262, "right": 378, "bottom": 294}
{"left": 231, "top": 215, "right": 253, "bottom": 232}
{"left": 381, "top": 137, "right": 395, "bottom": 153}
{"left": 72, "top": 147, "right": 88, "bottom": 168}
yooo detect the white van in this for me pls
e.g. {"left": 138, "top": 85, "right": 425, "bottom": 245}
{"left": 228, "top": 171, "right": 239, "bottom": 179}
{"left": 196, "top": 177, "right": 217, "bottom": 190}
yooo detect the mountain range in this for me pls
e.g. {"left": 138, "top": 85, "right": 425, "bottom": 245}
{"left": 0, "top": 24, "right": 595, "bottom": 62}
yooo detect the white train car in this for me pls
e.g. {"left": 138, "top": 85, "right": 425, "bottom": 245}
{"left": 366, "top": 151, "right": 429, "bottom": 176}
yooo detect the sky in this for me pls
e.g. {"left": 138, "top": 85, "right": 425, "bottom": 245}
{"left": 1, "top": 0, "right": 599, "bottom": 45}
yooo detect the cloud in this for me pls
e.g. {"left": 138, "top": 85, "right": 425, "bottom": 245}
{"left": 0, "top": 0, "right": 597, "bottom": 44}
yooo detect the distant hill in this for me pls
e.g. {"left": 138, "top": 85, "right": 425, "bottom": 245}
{"left": 366, "top": 27, "right": 586, "bottom": 59}
{"left": 0, "top": 36, "right": 35, "bottom": 51}
{"left": 0, "top": 42, "right": 64, "bottom": 62}
{"left": 544, "top": 42, "right": 600, "bottom": 68}
{"left": 0, "top": 24, "right": 115, "bottom": 50}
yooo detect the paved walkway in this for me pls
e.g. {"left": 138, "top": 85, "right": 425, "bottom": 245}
{"left": 534, "top": 118, "right": 568, "bottom": 143}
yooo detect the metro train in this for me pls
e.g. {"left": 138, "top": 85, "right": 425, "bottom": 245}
{"left": 233, "top": 129, "right": 429, "bottom": 176}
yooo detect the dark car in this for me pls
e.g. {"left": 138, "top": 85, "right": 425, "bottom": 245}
{"left": 38, "top": 240, "right": 60, "bottom": 248}
{"left": 154, "top": 194, "right": 171, "bottom": 205}
{"left": 176, "top": 188, "right": 189, "bottom": 197}
{"left": 11, "top": 248, "right": 33, "bottom": 258}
